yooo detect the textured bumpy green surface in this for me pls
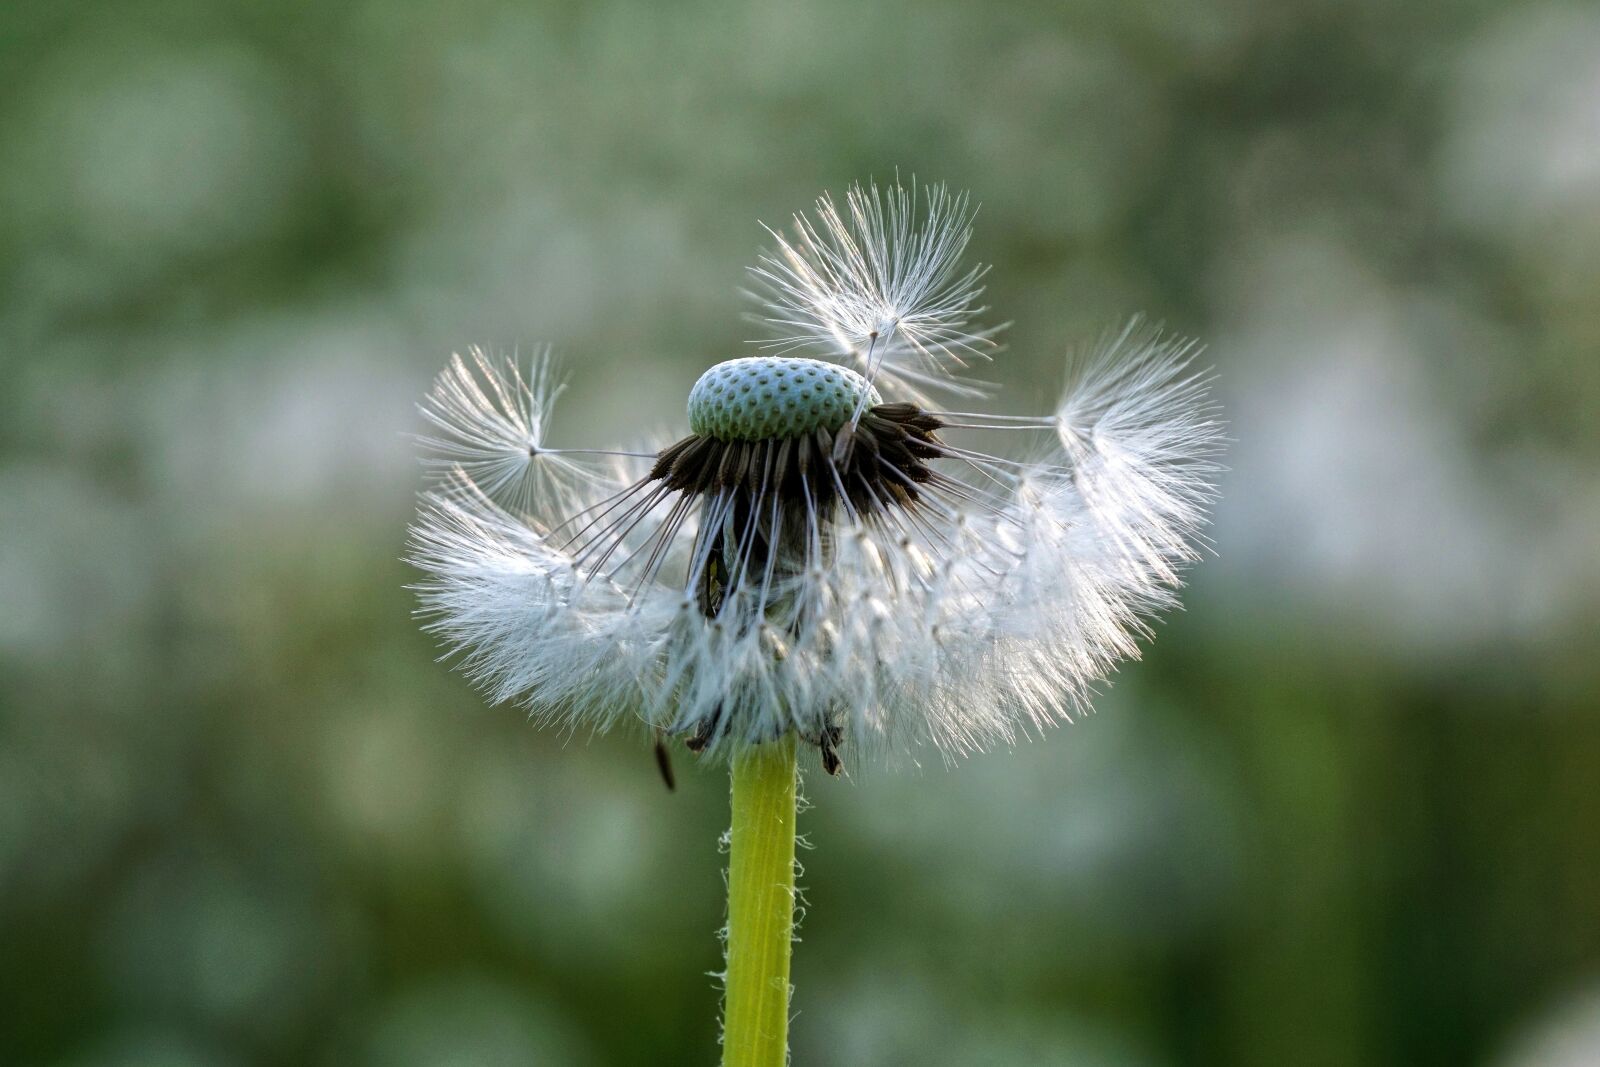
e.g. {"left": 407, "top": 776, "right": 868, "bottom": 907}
{"left": 688, "top": 357, "right": 880, "bottom": 441}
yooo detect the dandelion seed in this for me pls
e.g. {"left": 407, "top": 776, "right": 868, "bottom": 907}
{"left": 747, "top": 179, "right": 1005, "bottom": 406}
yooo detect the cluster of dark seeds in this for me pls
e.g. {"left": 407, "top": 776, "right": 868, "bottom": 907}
{"left": 651, "top": 402, "right": 945, "bottom": 517}
{"left": 648, "top": 402, "right": 947, "bottom": 775}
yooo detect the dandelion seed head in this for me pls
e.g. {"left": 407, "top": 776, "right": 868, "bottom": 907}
{"left": 407, "top": 182, "right": 1225, "bottom": 771}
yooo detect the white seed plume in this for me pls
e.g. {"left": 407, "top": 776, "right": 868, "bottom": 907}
{"left": 748, "top": 180, "right": 1003, "bottom": 405}
{"left": 416, "top": 346, "right": 591, "bottom": 519}
{"left": 409, "top": 182, "right": 1224, "bottom": 770}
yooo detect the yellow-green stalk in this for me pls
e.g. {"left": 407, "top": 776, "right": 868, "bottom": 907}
{"left": 722, "top": 734, "right": 799, "bottom": 1067}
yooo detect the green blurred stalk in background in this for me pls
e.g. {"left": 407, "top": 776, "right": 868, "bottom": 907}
{"left": 722, "top": 735, "right": 799, "bottom": 1067}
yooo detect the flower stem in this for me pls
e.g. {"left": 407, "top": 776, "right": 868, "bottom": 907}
{"left": 722, "top": 733, "right": 799, "bottom": 1067}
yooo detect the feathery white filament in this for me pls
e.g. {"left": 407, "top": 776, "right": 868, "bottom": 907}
{"left": 748, "top": 181, "right": 1003, "bottom": 406}
{"left": 1055, "top": 319, "right": 1225, "bottom": 586}
{"left": 416, "top": 347, "right": 607, "bottom": 519}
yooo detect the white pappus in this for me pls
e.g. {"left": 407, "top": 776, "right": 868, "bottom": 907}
{"left": 408, "top": 181, "right": 1224, "bottom": 773}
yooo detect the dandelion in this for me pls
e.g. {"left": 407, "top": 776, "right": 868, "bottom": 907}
{"left": 408, "top": 181, "right": 1223, "bottom": 1067}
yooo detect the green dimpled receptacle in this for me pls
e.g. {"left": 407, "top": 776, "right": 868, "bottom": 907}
{"left": 687, "top": 357, "right": 881, "bottom": 442}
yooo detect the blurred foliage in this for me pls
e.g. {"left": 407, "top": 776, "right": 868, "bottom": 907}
{"left": 3, "top": 0, "right": 1600, "bottom": 1064}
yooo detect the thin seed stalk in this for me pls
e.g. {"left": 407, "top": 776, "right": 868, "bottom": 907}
{"left": 722, "top": 734, "right": 799, "bottom": 1067}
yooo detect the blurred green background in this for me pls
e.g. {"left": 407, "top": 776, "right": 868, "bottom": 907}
{"left": 4, "top": 1, "right": 1599, "bottom": 1064}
